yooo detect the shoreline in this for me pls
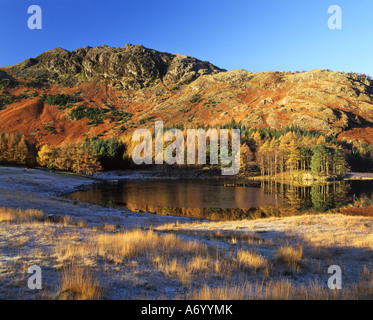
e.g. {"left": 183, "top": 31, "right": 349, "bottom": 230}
{"left": 344, "top": 172, "right": 373, "bottom": 181}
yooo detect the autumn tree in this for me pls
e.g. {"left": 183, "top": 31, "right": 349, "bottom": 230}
{"left": 37, "top": 145, "right": 56, "bottom": 168}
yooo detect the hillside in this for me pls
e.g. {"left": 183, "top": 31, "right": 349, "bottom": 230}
{"left": 1, "top": 44, "right": 373, "bottom": 148}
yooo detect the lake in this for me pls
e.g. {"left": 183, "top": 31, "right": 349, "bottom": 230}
{"left": 66, "top": 179, "right": 373, "bottom": 220}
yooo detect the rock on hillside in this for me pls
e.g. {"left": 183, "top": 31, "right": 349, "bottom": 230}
{"left": 11, "top": 44, "right": 224, "bottom": 90}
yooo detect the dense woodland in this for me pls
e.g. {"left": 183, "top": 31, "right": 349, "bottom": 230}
{"left": 0, "top": 124, "right": 372, "bottom": 177}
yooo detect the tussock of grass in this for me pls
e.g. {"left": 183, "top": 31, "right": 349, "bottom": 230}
{"left": 276, "top": 246, "right": 303, "bottom": 269}
{"left": 237, "top": 250, "right": 268, "bottom": 271}
{"left": 58, "top": 265, "right": 102, "bottom": 300}
{"left": 153, "top": 257, "right": 192, "bottom": 286}
{"left": 0, "top": 207, "right": 43, "bottom": 222}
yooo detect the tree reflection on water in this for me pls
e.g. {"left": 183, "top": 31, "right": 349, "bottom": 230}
{"left": 66, "top": 179, "right": 373, "bottom": 221}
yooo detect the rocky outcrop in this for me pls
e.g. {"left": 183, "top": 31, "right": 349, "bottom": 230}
{"left": 16, "top": 44, "right": 224, "bottom": 90}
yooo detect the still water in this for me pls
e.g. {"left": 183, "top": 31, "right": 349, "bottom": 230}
{"left": 66, "top": 179, "right": 373, "bottom": 220}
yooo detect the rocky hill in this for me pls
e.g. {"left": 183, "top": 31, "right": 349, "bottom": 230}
{"left": 1, "top": 44, "right": 373, "bottom": 147}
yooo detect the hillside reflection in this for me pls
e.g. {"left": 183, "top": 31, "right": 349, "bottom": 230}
{"left": 66, "top": 179, "right": 373, "bottom": 221}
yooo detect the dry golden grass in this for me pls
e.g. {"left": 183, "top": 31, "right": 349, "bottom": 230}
{"left": 187, "top": 277, "right": 373, "bottom": 300}
{"left": 0, "top": 207, "right": 86, "bottom": 230}
{"left": 153, "top": 257, "right": 192, "bottom": 286}
{"left": 53, "top": 228, "right": 242, "bottom": 288}
{"left": 188, "top": 256, "right": 210, "bottom": 272}
{"left": 54, "top": 240, "right": 97, "bottom": 267}
{"left": 186, "top": 280, "right": 301, "bottom": 300}
{"left": 96, "top": 230, "right": 239, "bottom": 285}
{"left": 237, "top": 250, "right": 268, "bottom": 271}
{"left": 188, "top": 284, "right": 250, "bottom": 300}
{"left": 261, "top": 280, "right": 351, "bottom": 300}
{"left": 96, "top": 229, "right": 206, "bottom": 264}
{"left": 58, "top": 265, "right": 102, "bottom": 300}
{"left": 276, "top": 246, "right": 303, "bottom": 269}
{"left": 362, "top": 265, "right": 372, "bottom": 279}
{"left": 0, "top": 207, "right": 43, "bottom": 222}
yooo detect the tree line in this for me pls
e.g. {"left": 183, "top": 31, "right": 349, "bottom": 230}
{"left": 0, "top": 133, "right": 127, "bottom": 175}
{"left": 0, "top": 125, "right": 370, "bottom": 178}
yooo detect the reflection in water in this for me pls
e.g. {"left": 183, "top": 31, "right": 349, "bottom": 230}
{"left": 310, "top": 183, "right": 349, "bottom": 212}
{"left": 66, "top": 179, "right": 373, "bottom": 221}
{"left": 261, "top": 182, "right": 350, "bottom": 212}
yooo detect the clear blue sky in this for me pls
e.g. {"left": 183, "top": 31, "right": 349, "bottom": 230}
{"left": 1, "top": 0, "right": 373, "bottom": 75}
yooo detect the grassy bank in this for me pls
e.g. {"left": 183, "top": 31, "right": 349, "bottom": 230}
{"left": 1, "top": 206, "right": 372, "bottom": 300}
